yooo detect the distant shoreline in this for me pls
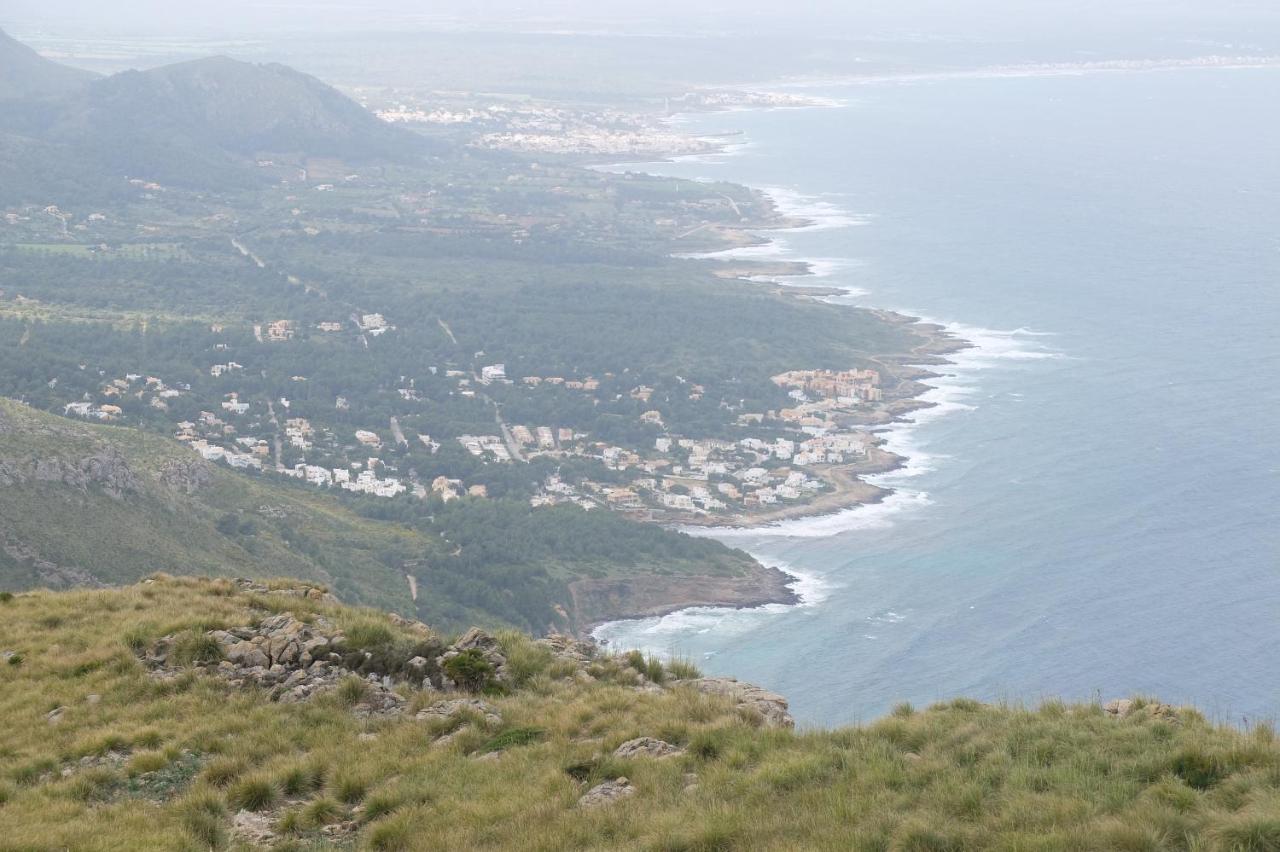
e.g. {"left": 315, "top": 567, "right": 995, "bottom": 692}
{"left": 587, "top": 93, "right": 974, "bottom": 634}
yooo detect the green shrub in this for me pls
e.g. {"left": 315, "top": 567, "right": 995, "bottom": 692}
{"left": 227, "top": 774, "right": 279, "bottom": 811}
{"left": 442, "top": 649, "right": 494, "bottom": 691}
{"left": 6, "top": 654, "right": 22, "bottom": 667}
{"left": 481, "top": 727, "right": 545, "bottom": 753}
{"left": 0, "top": 592, "right": 13, "bottom": 604}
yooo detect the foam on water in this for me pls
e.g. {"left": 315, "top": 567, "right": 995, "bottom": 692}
{"left": 760, "top": 185, "right": 874, "bottom": 231}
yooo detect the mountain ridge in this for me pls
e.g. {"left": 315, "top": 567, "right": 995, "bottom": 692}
{"left": 0, "top": 28, "right": 97, "bottom": 100}
{"left": 0, "top": 33, "right": 430, "bottom": 202}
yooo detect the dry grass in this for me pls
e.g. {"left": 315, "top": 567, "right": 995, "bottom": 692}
{"left": 1, "top": 576, "right": 1279, "bottom": 850}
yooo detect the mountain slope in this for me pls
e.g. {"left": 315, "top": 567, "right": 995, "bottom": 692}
{"left": 0, "top": 37, "right": 430, "bottom": 201}
{"left": 0, "top": 28, "right": 96, "bottom": 100}
{"left": 65, "top": 56, "right": 423, "bottom": 164}
{"left": 1, "top": 576, "right": 1276, "bottom": 850}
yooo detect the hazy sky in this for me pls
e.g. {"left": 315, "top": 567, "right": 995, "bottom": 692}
{"left": 5, "top": 0, "right": 1280, "bottom": 43}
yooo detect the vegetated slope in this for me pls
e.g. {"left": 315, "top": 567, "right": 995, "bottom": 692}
{"left": 0, "top": 28, "right": 97, "bottom": 101}
{"left": 0, "top": 397, "right": 433, "bottom": 616}
{"left": 0, "top": 399, "right": 775, "bottom": 634}
{"left": 2, "top": 576, "right": 1279, "bottom": 851}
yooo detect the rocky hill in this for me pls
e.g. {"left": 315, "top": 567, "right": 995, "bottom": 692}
{"left": 0, "top": 575, "right": 1276, "bottom": 850}
{"left": 0, "top": 32, "right": 430, "bottom": 202}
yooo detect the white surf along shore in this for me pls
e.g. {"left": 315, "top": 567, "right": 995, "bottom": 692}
{"left": 592, "top": 94, "right": 1064, "bottom": 654}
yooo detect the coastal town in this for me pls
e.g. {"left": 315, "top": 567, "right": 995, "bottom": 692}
{"left": 59, "top": 311, "right": 902, "bottom": 523}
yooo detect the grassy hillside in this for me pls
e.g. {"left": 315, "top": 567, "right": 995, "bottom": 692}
{"left": 0, "top": 396, "right": 435, "bottom": 615}
{"left": 0, "top": 399, "right": 772, "bottom": 633}
{"left": 2, "top": 577, "right": 1279, "bottom": 851}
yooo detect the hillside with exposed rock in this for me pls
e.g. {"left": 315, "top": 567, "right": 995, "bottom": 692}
{"left": 1, "top": 576, "right": 1277, "bottom": 850}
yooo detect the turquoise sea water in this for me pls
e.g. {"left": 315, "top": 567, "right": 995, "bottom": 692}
{"left": 595, "top": 64, "right": 1280, "bottom": 727}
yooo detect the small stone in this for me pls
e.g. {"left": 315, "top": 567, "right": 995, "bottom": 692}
{"left": 231, "top": 810, "right": 276, "bottom": 845}
{"left": 46, "top": 706, "right": 66, "bottom": 724}
{"left": 578, "top": 777, "right": 636, "bottom": 808}
{"left": 85, "top": 694, "right": 101, "bottom": 705}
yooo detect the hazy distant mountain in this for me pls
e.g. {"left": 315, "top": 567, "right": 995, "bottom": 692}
{"left": 0, "top": 35, "right": 429, "bottom": 202}
{"left": 0, "top": 28, "right": 97, "bottom": 100}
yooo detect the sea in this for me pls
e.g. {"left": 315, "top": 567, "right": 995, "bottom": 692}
{"left": 594, "top": 60, "right": 1280, "bottom": 727}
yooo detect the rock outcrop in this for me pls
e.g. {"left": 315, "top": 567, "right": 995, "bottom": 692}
{"left": 0, "top": 448, "right": 138, "bottom": 498}
{"left": 684, "top": 677, "right": 794, "bottom": 728}
{"left": 157, "top": 457, "right": 213, "bottom": 493}
{"left": 1104, "top": 699, "right": 1180, "bottom": 722}
{"left": 416, "top": 698, "right": 502, "bottom": 727}
{"left": 613, "top": 737, "right": 684, "bottom": 759}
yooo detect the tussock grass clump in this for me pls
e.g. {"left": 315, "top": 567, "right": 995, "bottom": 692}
{"left": 278, "top": 761, "right": 327, "bottom": 797}
{"left": 178, "top": 790, "right": 227, "bottom": 848}
{"left": 366, "top": 809, "right": 417, "bottom": 852}
{"left": 332, "top": 772, "right": 369, "bottom": 805}
{"left": 336, "top": 675, "right": 369, "bottom": 706}
{"left": 360, "top": 789, "right": 402, "bottom": 822}
{"left": 169, "top": 630, "right": 224, "bottom": 668}
{"left": 227, "top": 774, "right": 280, "bottom": 811}
{"left": 665, "top": 657, "right": 701, "bottom": 681}
{"left": 126, "top": 750, "right": 169, "bottom": 776}
{"left": 299, "top": 796, "right": 343, "bottom": 828}
{"left": 200, "top": 757, "right": 246, "bottom": 788}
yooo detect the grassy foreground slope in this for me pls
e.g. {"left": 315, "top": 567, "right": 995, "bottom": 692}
{"left": 2, "top": 577, "right": 1280, "bottom": 851}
